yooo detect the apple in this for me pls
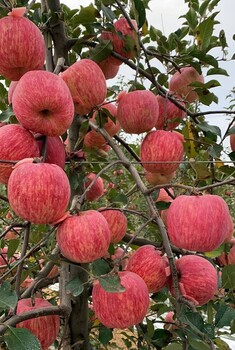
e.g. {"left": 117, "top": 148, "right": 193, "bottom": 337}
{"left": 101, "top": 17, "right": 138, "bottom": 66}
{"left": 56, "top": 210, "right": 111, "bottom": 263}
{"left": 230, "top": 127, "right": 235, "bottom": 151}
{"left": 117, "top": 90, "right": 159, "bottom": 134}
{"left": 8, "top": 81, "right": 18, "bottom": 104}
{"left": 36, "top": 135, "right": 66, "bottom": 169}
{"left": 156, "top": 188, "right": 174, "bottom": 203}
{"left": 0, "top": 7, "right": 45, "bottom": 81}
{"left": 7, "top": 160, "right": 71, "bottom": 225}
{"left": 60, "top": 59, "right": 107, "bottom": 115}
{"left": 16, "top": 298, "right": 60, "bottom": 350}
{"left": 12, "top": 70, "right": 74, "bottom": 137}
{"left": 110, "top": 247, "right": 129, "bottom": 270}
{"left": 92, "top": 270, "right": 149, "bottom": 328}
{"left": 97, "top": 57, "right": 120, "bottom": 79}
{"left": 218, "top": 243, "right": 235, "bottom": 265}
{"left": 85, "top": 173, "right": 104, "bottom": 202}
{"left": 168, "top": 255, "right": 218, "bottom": 306}
{"left": 224, "top": 215, "right": 234, "bottom": 243}
{"left": 145, "top": 171, "right": 176, "bottom": 185}
{"left": 84, "top": 103, "right": 120, "bottom": 149}
{"left": 166, "top": 194, "right": 231, "bottom": 252}
{"left": 0, "top": 124, "right": 40, "bottom": 184}
{"left": 126, "top": 245, "right": 169, "bottom": 293}
{"left": 155, "top": 94, "right": 186, "bottom": 130}
{"left": 169, "top": 66, "right": 204, "bottom": 103}
{"left": 100, "top": 209, "right": 127, "bottom": 243}
{"left": 140, "top": 130, "right": 184, "bottom": 174}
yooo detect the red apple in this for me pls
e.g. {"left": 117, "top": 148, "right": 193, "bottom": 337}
{"left": 60, "top": 59, "right": 107, "bottom": 115}
{"left": 101, "top": 17, "right": 138, "bottom": 66}
{"left": 12, "top": 70, "right": 74, "bottom": 137}
{"left": 84, "top": 103, "right": 120, "bottom": 149}
{"left": 126, "top": 245, "right": 169, "bottom": 293}
{"left": 117, "top": 90, "right": 159, "bottom": 134}
{"left": 166, "top": 194, "right": 231, "bottom": 252}
{"left": 56, "top": 210, "right": 111, "bottom": 263}
{"left": 36, "top": 135, "right": 66, "bottom": 169}
{"left": 85, "top": 173, "right": 104, "bottom": 202}
{"left": 218, "top": 243, "right": 235, "bottom": 265}
{"left": 8, "top": 81, "right": 18, "bottom": 104}
{"left": 169, "top": 66, "right": 204, "bottom": 103}
{"left": 230, "top": 127, "right": 235, "bottom": 152}
{"left": 156, "top": 188, "right": 174, "bottom": 203}
{"left": 155, "top": 94, "right": 186, "bottom": 130}
{"left": 16, "top": 298, "right": 60, "bottom": 350}
{"left": 140, "top": 130, "right": 184, "bottom": 174}
{"left": 7, "top": 161, "right": 71, "bottom": 225}
{"left": 224, "top": 215, "right": 234, "bottom": 243}
{"left": 100, "top": 209, "right": 127, "bottom": 243}
{"left": 97, "top": 57, "right": 120, "bottom": 79}
{"left": 0, "top": 8, "right": 45, "bottom": 81}
{"left": 92, "top": 271, "right": 149, "bottom": 328}
{"left": 0, "top": 124, "right": 40, "bottom": 184}
{"left": 145, "top": 171, "right": 176, "bottom": 185}
{"left": 169, "top": 255, "right": 218, "bottom": 306}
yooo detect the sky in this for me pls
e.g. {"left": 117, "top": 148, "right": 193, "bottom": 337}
{"left": 62, "top": 0, "right": 235, "bottom": 151}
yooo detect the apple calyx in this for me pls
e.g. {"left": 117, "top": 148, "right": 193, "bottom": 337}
{"left": 8, "top": 7, "right": 26, "bottom": 17}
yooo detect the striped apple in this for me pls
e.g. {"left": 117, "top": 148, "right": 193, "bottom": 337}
{"left": 92, "top": 271, "right": 149, "bottom": 328}
{"left": 100, "top": 209, "right": 127, "bottom": 243}
{"left": 8, "top": 161, "right": 71, "bottom": 225}
{"left": 16, "top": 298, "right": 60, "bottom": 350}
{"left": 0, "top": 124, "right": 39, "bottom": 184}
{"left": 166, "top": 194, "right": 231, "bottom": 252}
{"left": 56, "top": 210, "right": 111, "bottom": 263}
{"left": 0, "top": 7, "right": 45, "bottom": 81}
{"left": 140, "top": 130, "right": 184, "bottom": 174}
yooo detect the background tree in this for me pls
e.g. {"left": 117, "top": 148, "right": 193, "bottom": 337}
{"left": 0, "top": 0, "right": 235, "bottom": 349}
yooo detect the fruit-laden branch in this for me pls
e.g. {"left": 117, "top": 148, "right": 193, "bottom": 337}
{"left": 0, "top": 305, "right": 68, "bottom": 335}
{"left": 78, "top": 116, "right": 182, "bottom": 316}
{"left": 145, "top": 177, "right": 235, "bottom": 195}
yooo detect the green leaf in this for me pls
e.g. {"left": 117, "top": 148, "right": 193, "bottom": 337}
{"left": 98, "top": 274, "right": 125, "bottom": 293}
{"left": 92, "top": 259, "right": 111, "bottom": 276}
{"left": 146, "top": 317, "right": 155, "bottom": 338}
{"left": 215, "top": 305, "right": 235, "bottom": 328}
{"left": 196, "top": 18, "right": 214, "bottom": 51}
{"left": 73, "top": 4, "right": 100, "bottom": 25}
{"left": 90, "top": 40, "right": 113, "bottom": 62}
{"left": 199, "top": 0, "right": 210, "bottom": 16}
{"left": 226, "top": 126, "right": 235, "bottom": 136}
{"left": 222, "top": 265, "right": 235, "bottom": 289}
{"left": 198, "top": 122, "right": 221, "bottom": 137}
{"left": 207, "top": 144, "right": 223, "bottom": 158}
{"left": 98, "top": 325, "right": 113, "bottom": 345}
{"left": 0, "top": 105, "right": 14, "bottom": 122}
{"left": 165, "top": 344, "right": 183, "bottom": 350}
{"left": 188, "top": 336, "right": 211, "bottom": 350}
{"left": 151, "top": 329, "right": 171, "bottom": 348}
{"left": 0, "top": 282, "right": 17, "bottom": 311}
{"left": 7, "top": 239, "right": 20, "bottom": 259}
{"left": 132, "top": 0, "right": 146, "bottom": 28}
{"left": 205, "top": 243, "right": 225, "bottom": 258}
{"left": 101, "top": 4, "right": 115, "bottom": 21}
{"left": 4, "top": 327, "right": 41, "bottom": 350}
{"left": 179, "top": 312, "right": 204, "bottom": 333}
{"left": 214, "top": 337, "right": 231, "bottom": 350}
{"left": 108, "top": 189, "right": 128, "bottom": 204}
{"left": 66, "top": 276, "right": 84, "bottom": 297}
{"left": 155, "top": 201, "right": 171, "bottom": 210}
{"left": 207, "top": 67, "right": 229, "bottom": 76}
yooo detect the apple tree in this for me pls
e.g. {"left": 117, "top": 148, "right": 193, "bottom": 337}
{"left": 0, "top": 0, "right": 235, "bottom": 349}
